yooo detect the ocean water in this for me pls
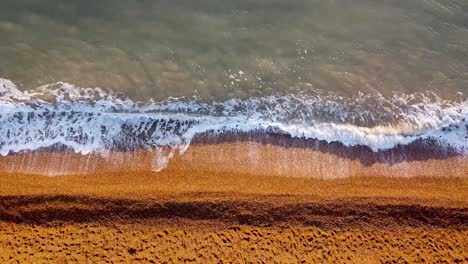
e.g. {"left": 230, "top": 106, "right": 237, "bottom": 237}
{"left": 0, "top": 0, "right": 467, "bottom": 176}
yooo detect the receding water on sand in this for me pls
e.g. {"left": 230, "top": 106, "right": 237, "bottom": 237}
{"left": 0, "top": 78, "right": 466, "bottom": 176}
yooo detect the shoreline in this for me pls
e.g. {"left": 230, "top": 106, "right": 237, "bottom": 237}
{"left": 1, "top": 140, "right": 466, "bottom": 178}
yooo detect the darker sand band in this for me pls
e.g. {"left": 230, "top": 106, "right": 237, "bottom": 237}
{"left": 0, "top": 194, "right": 466, "bottom": 229}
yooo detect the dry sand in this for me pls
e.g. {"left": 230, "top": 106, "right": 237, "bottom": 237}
{"left": 1, "top": 222, "right": 466, "bottom": 263}
{"left": 0, "top": 164, "right": 467, "bottom": 263}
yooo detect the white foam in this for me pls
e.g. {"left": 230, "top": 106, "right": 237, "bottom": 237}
{"left": 0, "top": 78, "right": 466, "bottom": 171}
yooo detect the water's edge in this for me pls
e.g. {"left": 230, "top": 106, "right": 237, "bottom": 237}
{"left": 1, "top": 78, "right": 466, "bottom": 177}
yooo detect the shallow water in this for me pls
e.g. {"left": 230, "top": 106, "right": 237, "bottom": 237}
{"left": 1, "top": 0, "right": 467, "bottom": 99}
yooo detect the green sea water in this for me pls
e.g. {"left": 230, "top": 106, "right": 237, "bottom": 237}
{"left": 1, "top": 0, "right": 467, "bottom": 100}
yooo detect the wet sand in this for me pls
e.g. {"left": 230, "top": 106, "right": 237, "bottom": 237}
{"left": 0, "top": 165, "right": 467, "bottom": 263}
{"left": 1, "top": 141, "right": 467, "bottom": 178}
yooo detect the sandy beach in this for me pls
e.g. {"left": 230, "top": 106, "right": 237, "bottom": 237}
{"left": 2, "top": 0, "right": 468, "bottom": 262}
{"left": 0, "top": 163, "right": 467, "bottom": 263}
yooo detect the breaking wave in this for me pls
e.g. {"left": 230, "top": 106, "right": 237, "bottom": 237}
{"left": 0, "top": 78, "right": 466, "bottom": 171}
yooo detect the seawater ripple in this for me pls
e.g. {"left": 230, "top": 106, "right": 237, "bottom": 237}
{"left": 0, "top": 78, "right": 466, "bottom": 171}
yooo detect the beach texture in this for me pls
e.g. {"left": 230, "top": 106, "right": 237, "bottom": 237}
{"left": 0, "top": 163, "right": 467, "bottom": 263}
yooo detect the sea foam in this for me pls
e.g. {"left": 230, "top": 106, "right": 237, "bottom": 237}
{"left": 0, "top": 78, "right": 466, "bottom": 171}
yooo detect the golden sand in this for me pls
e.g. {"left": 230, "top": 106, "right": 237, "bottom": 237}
{"left": 1, "top": 223, "right": 466, "bottom": 263}
{"left": 0, "top": 166, "right": 467, "bottom": 263}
